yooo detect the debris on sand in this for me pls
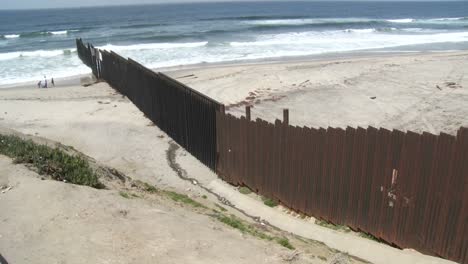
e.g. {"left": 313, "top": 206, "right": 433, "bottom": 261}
{"left": 328, "top": 253, "right": 350, "bottom": 264}
{"left": 445, "top": 82, "right": 462, "bottom": 89}
{"left": 1, "top": 186, "right": 12, "bottom": 194}
{"left": 282, "top": 250, "right": 300, "bottom": 262}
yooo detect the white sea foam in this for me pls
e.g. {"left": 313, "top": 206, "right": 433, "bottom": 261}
{"left": 0, "top": 65, "right": 91, "bottom": 86}
{"left": 243, "top": 17, "right": 468, "bottom": 27}
{"left": 4, "top": 34, "right": 20, "bottom": 39}
{"left": 244, "top": 18, "right": 376, "bottom": 26}
{"left": 401, "top": 28, "right": 437, "bottom": 33}
{"left": 99, "top": 42, "right": 208, "bottom": 51}
{"left": 345, "top": 28, "right": 376, "bottom": 33}
{"left": 431, "top": 17, "right": 465, "bottom": 21}
{"left": 0, "top": 48, "right": 76, "bottom": 61}
{"left": 387, "top": 19, "right": 414, "bottom": 23}
{"left": 230, "top": 30, "right": 468, "bottom": 49}
{"left": 50, "top": 30, "right": 68, "bottom": 35}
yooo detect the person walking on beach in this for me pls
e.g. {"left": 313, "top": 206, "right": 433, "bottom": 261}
{"left": 37, "top": 80, "right": 42, "bottom": 88}
{"left": 51, "top": 78, "right": 55, "bottom": 87}
{"left": 43, "top": 76, "right": 47, "bottom": 88}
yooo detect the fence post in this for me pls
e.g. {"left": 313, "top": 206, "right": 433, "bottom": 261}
{"left": 246, "top": 106, "right": 251, "bottom": 121}
{"left": 283, "top": 109, "right": 289, "bottom": 126}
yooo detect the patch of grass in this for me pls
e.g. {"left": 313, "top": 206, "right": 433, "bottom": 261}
{"left": 202, "top": 195, "right": 207, "bottom": 199}
{"left": 216, "top": 214, "right": 272, "bottom": 240}
{"left": 214, "top": 213, "right": 294, "bottom": 250}
{"left": 217, "top": 214, "right": 249, "bottom": 232}
{"left": 276, "top": 237, "right": 295, "bottom": 250}
{"left": 0, "top": 134, "right": 103, "bottom": 189}
{"left": 215, "top": 204, "right": 227, "bottom": 212}
{"left": 262, "top": 197, "right": 279, "bottom": 207}
{"left": 239, "top": 186, "right": 252, "bottom": 194}
{"left": 163, "top": 190, "right": 207, "bottom": 208}
{"left": 119, "top": 191, "right": 131, "bottom": 199}
{"left": 142, "top": 182, "right": 158, "bottom": 193}
{"left": 315, "top": 219, "right": 350, "bottom": 232}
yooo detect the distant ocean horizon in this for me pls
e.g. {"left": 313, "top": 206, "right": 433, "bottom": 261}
{"left": 0, "top": 1, "right": 467, "bottom": 86}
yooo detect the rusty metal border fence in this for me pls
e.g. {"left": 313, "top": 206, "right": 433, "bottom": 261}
{"left": 77, "top": 39, "right": 223, "bottom": 170}
{"left": 216, "top": 109, "right": 467, "bottom": 263}
{"left": 77, "top": 39, "right": 467, "bottom": 263}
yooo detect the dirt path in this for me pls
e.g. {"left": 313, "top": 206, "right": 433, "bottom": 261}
{"left": 166, "top": 141, "right": 271, "bottom": 226}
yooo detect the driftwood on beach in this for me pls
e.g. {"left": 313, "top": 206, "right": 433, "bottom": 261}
{"left": 76, "top": 38, "right": 467, "bottom": 264}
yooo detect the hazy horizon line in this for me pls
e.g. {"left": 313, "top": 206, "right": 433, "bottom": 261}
{"left": 0, "top": 0, "right": 463, "bottom": 12}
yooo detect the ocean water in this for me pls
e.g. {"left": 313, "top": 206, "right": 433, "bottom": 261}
{"left": 0, "top": 1, "right": 467, "bottom": 86}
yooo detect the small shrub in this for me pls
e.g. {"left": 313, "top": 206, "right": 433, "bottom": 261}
{"left": 119, "top": 191, "right": 131, "bottom": 199}
{"left": 262, "top": 197, "right": 279, "bottom": 207}
{"left": 276, "top": 237, "right": 295, "bottom": 250}
{"left": 202, "top": 195, "right": 207, "bottom": 199}
{"left": 143, "top": 182, "right": 158, "bottom": 193}
{"left": 239, "top": 186, "right": 252, "bottom": 194}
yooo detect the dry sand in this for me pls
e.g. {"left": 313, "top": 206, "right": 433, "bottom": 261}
{"left": 0, "top": 51, "right": 465, "bottom": 264}
{"left": 167, "top": 51, "right": 468, "bottom": 135}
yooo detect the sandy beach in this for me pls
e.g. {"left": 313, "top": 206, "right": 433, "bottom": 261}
{"left": 0, "top": 51, "right": 465, "bottom": 264}
{"left": 166, "top": 51, "right": 468, "bottom": 135}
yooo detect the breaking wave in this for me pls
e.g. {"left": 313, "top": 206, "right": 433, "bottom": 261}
{"left": 0, "top": 49, "right": 76, "bottom": 61}
{"left": 99, "top": 41, "right": 208, "bottom": 52}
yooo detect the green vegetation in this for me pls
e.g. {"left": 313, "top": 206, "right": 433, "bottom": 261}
{"left": 0, "top": 134, "right": 103, "bottom": 189}
{"left": 359, "top": 232, "right": 380, "bottom": 242}
{"left": 141, "top": 182, "right": 158, "bottom": 193}
{"left": 216, "top": 214, "right": 273, "bottom": 240}
{"left": 262, "top": 197, "right": 279, "bottom": 207}
{"left": 239, "top": 186, "right": 252, "bottom": 194}
{"left": 163, "top": 190, "right": 207, "bottom": 208}
{"left": 214, "top": 213, "right": 294, "bottom": 250}
{"left": 202, "top": 195, "right": 207, "bottom": 199}
{"left": 215, "top": 204, "right": 228, "bottom": 212}
{"left": 119, "top": 191, "right": 132, "bottom": 199}
{"left": 315, "top": 219, "right": 350, "bottom": 232}
{"left": 276, "top": 237, "right": 295, "bottom": 250}
{"left": 132, "top": 180, "right": 208, "bottom": 209}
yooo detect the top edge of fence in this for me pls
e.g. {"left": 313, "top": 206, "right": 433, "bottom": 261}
{"left": 77, "top": 38, "right": 225, "bottom": 109}
{"left": 158, "top": 72, "right": 224, "bottom": 108}
{"left": 109, "top": 51, "right": 128, "bottom": 61}
{"left": 220, "top": 112, "right": 467, "bottom": 138}
{"left": 127, "top": 58, "right": 160, "bottom": 77}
